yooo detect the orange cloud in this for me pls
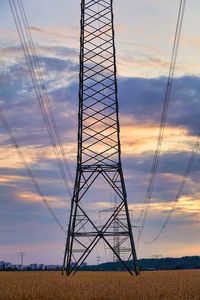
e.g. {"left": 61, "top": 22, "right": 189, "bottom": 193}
{"left": 120, "top": 121, "right": 195, "bottom": 156}
{"left": 0, "top": 175, "right": 26, "bottom": 183}
{"left": 17, "top": 191, "right": 67, "bottom": 208}
{"left": 129, "top": 194, "right": 200, "bottom": 221}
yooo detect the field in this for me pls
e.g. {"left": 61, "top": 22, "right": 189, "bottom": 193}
{"left": 0, "top": 270, "right": 200, "bottom": 300}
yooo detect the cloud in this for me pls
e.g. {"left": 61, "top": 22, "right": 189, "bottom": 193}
{"left": 29, "top": 25, "right": 80, "bottom": 49}
{"left": 38, "top": 56, "right": 78, "bottom": 73}
{"left": 118, "top": 75, "right": 200, "bottom": 135}
{"left": 29, "top": 25, "right": 79, "bottom": 40}
{"left": 1, "top": 53, "right": 200, "bottom": 212}
{"left": 1, "top": 34, "right": 200, "bottom": 262}
{"left": 119, "top": 41, "right": 164, "bottom": 55}
{"left": 29, "top": 26, "right": 47, "bottom": 34}
{"left": 0, "top": 45, "right": 24, "bottom": 65}
{"left": 120, "top": 122, "right": 193, "bottom": 156}
{"left": 118, "top": 54, "right": 170, "bottom": 77}
{"left": 17, "top": 191, "right": 66, "bottom": 208}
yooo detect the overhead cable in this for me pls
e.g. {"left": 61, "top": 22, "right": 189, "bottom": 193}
{"left": 142, "top": 136, "right": 200, "bottom": 244}
{"left": 9, "top": 0, "right": 73, "bottom": 198}
{"left": 137, "top": 0, "right": 187, "bottom": 244}
{"left": 0, "top": 106, "right": 66, "bottom": 233}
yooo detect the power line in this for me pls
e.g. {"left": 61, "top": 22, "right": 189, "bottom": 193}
{"left": 9, "top": 0, "right": 102, "bottom": 244}
{"left": 17, "top": 0, "right": 74, "bottom": 183}
{"left": 0, "top": 105, "right": 66, "bottom": 233}
{"left": 9, "top": 0, "right": 73, "bottom": 199}
{"left": 142, "top": 136, "right": 200, "bottom": 244}
{"left": 136, "top": 0, "right": 186, "bottom": 245}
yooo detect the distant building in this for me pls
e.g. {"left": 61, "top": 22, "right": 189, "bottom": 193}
{"left": 0, "top": 261, "right": 12, "bottom": 270}
{"left": 44, "top": 265, "right": 61, "bottom": 270}
{"left": 0, "top": 261, "right": 63, "bottom": 271}
{"left": 38, "top": 264, "right": 44, "bottom": 270}
{"left": 18, "top": 264, "right": 23, "bottom": 270}
{"left": 29, "top": 264, "right": 38, "bottom": 270}
{"left": 0, "top": 261, "right": 6, "bottom": 269}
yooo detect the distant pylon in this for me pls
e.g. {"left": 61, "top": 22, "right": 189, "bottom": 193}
{"left": 63, "top": 0, "right": 138, "bottom": 276}
{"left": 19, "top": 252, "right": 26, "bottom": 268}
{"left": 99, "top": 199, "right": 136, "bottom": 263}
{"left": 113, "top": 197, "right": 120, "bottom": 262}
{"left": 96, "top": 256, "right": 101, "bottom": 265}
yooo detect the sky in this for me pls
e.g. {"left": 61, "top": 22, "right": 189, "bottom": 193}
{"left": 0, "top": 0, "right": 200, "bottom": 265}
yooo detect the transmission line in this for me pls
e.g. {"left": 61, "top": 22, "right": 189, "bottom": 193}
{"left": 142, "top": 136, "right": 200, "bottom": 244}
{"left": 17, "top": 0, "right": 73, "bottom": 182}
{"left": 9, "top": 0, "right": 73, "bottom": 198}
{"left": 0, "top": 106, "right": 66, "bottom": 233}
{"left": 136, "top": 0, "right": 186, "bottom": 245}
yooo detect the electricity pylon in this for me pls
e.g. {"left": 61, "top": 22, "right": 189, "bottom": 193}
{"left": 99, "top": 200, "right": 136, "bottom": 263}
{"left": 63, "top": 0, "right": 138, "bottom": 276}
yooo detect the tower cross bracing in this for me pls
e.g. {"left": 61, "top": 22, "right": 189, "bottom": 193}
{"left": 63, "top": 0, "right": 138, "bottom": 276}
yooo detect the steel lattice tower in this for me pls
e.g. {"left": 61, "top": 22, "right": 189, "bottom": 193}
{"left": 63, "top": 0, "right": 138, "bottom": 276}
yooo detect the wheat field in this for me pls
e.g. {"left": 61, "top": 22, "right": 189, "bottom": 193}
{"left": 0, "top": 270, "right": 200, "bottom": 300}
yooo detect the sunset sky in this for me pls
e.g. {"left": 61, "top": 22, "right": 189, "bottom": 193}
{"left": 0, "top": 0, "right": 200, "bottom": 265}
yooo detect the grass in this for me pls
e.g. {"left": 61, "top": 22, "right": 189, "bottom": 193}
{"left": 0, "top": 270, "right": 200, "bottom": 300}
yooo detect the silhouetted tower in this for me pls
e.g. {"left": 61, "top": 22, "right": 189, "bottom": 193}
{"left": 113, "top": 197, "right": 120, "bottom": 262}
{"left": 63, "top": 0, "right": 138, "bottom": 276}
{"left": 99, "top": 199, "right": 135, "bottom": 263}
{"left": 19, "top": 252, "right": 26, "bottom": 268}
{"left": 99, "top": 197, "right": 121, "bottom": 263}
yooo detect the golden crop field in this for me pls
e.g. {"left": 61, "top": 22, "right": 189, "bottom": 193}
{"left": 0, "top": 270, "right": 200, "bottom": 300}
